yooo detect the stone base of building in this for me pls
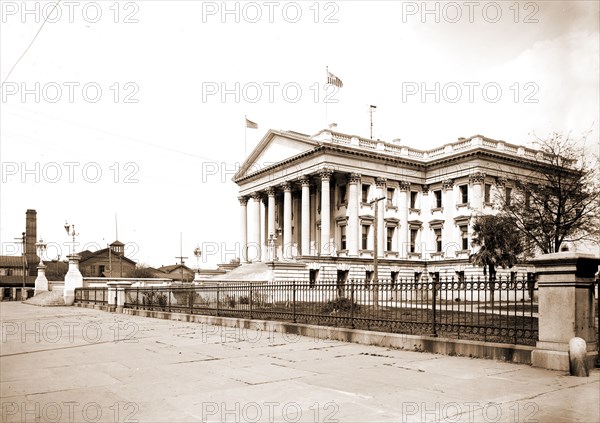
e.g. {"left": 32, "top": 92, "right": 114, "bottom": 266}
{"left": 532, "top": 341, "right": 598, "bottom": 371}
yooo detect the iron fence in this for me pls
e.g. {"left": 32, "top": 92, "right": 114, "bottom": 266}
{"left": 74, "top": 287, "right": 108, "bottom": 305}
{"left": 120, "top": 276, "right": 538, "bottom": 346}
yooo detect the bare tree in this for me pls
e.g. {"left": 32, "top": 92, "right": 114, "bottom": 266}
{"left": 500, "top": 132, "right": 600, "bottom": 254}
{"left": 126, "top": 263, "right": 156, "bottom": 278}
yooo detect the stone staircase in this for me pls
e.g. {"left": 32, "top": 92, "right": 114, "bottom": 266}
{"left": 24, "top": 290, "right": 65, "bottom": 306}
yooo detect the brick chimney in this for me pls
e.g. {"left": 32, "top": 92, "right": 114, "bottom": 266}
{"left": 25, "top": 209, "right": 39, "bottom": 277}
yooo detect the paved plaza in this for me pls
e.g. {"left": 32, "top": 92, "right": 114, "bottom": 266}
{"left": 1, "top": 302, "right": 598, "bottom": 422}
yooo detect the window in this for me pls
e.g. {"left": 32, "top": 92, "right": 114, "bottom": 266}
{"left": 391, "top": 271, "right": 399, "bottom": 287}
{"left": 434, "top": 228, "right": 442, "bottom": 252}
{"left": 340, "top": 225, "right": 347, "bottom": 250}
{"left": 434, "top": 190, "right": 442, "bottom": 208}
{"left": 99, "top": 265, "right": 105, "bottom": 276}
{"left": 361, "top": 225, "right": 370, "bottom": 249}
{"left": 414, "top": 271, "right": 422, "bottom": 282}
{"left": 459, "top": 185, "right": 468, "bottom": 204}
{"left": 338, "top": 185, "right": 347, "bottom": 204}
{"left": 336, "top": 270, "right": 348, "bottom": 296}
{"left": 386, "top": 227, "right": 394, "bottom": 251}
{"left": 459, "top": 225, "right": 469, "bottom": 250}
{"left": 387, "top": 188, "right": 395, "bottom": 207}
{"left": 365, "top": 271, "right": 374, "bottom": 287}
{"left": 457, "top": 271, "right": 465, "bottom": 285}
{"left": 410, "top": 229, "right": 418, "bottom": 253}
{"left": 410, "top": 191, "right": 418, "bottom": 209}
{"left": 505, "top": 187, "right": 512, "bottom": 205}
{"left": 337, "top": 270, "right": 348, "bottom": 283}
{"left": 309, "top": 269, "right": 319, "bottom": 287}
{"left": 361, "top": 184, "right": 370, "bottom": 203}
{"left": 484, "top": 184, "right": 491, "bottom": 203}
{"left": 525, "top": 192, "right": 531, "bottom": 208}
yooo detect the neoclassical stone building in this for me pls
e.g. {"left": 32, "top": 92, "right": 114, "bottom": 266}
{"left": 233, "top": 127, "right": 539, "bottom": 282}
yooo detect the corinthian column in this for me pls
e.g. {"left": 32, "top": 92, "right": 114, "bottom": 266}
{"left": 320, "top": 168, "right": 334, "bottom": 256}
{"left": 398, "top": 181, "right": 410, "bottom": 257}
{"left": 347, "top": 173, "right": 360, "bottom": 257}
{"left": 282, "top": 181, "right": 293, "bottom": 260}
{"left": 239, "top": 196, "right": 248, "bottom": 262}
{"left": 442, "top": 179, "right": 454, "bottom": 256}
{"left": 375, "top": 177, "right": 387, "bottom": 257}
{"left": 300, "top": 176, "right": 311, "bottom": 256}
{"left": 250, "top": 192, "right": 262, "bottom": 262}
{"left": 470, "top": 172, "right": 485, "bottom": 211}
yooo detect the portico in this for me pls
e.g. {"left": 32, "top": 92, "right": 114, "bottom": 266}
{"left": 234, "top": 128, "right": 542, "bottom": 281}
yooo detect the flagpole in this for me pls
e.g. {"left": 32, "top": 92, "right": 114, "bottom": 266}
{"left": 325, "top": 66, "right": 328, "bottom": 129}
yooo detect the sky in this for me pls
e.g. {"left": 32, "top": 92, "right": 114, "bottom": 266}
{"left": 1, "top": 0, "right": 599, "bottom": 268}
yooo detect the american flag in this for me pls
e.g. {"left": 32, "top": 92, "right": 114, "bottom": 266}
{"left": 327, "top": 70, "right": 343, "bottom": 88}
{"left": 245, "top": 118, "right": 258, "bottom": 129}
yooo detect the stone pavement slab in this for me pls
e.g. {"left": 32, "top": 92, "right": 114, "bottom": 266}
{"left": 1, "top": 302, "right": 598, "bottom": 422}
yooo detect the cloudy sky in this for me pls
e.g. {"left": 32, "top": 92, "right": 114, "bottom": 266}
{"left": 1, "top": 0, "right": 598, "bottom": 268}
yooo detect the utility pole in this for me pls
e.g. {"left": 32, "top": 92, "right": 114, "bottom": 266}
{"left": 175, "top": 232, "right": 188, "bottom": 283}
{"left": 369, "top": 105, "right": 377, "bottom": 140}
{"left": 370, "top": 196, "right": 385, "bottom": 309}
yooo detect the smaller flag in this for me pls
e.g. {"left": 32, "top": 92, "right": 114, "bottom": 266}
{"left": 327, "top": 70, "right": 343, "bottom": 88}
{"left": 245, "top": 118, "right": 258, "bottom": 129}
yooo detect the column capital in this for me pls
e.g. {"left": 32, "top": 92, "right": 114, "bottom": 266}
{"left": 469, "top": 172, "right": 486, "bottom": 184}
{"left": 299, "top": 176, "right": 311, "bottom": 187}
{"left": 319, "top": 167, "right": 334, "bottom": 181}
{"left": 398, "top": 181, "right": 411, "bottom": 191}
{"left": 421, "top": 184, "right": 430, "bottom": 195}
{"left": 375, "top": 177, "right": 387, "bottom": 188}
{"left": 280, "top": 181, "right": 293, "bottom": 192}
{"left": 265, "top": 187, "right": 276, "bottom": 196}
{"left": 442, "top": 179, "right": 454, "bottom": 191}
{"left": 495, "top": 176, "right": 506, "bottom": 187}
{"left": 238, "top": 196, "right": 248, "bottom": 205}
{"left": 347, "top": 173, "right": 361, "bottom": 184}
{"left": 251, "top": 192, "right": 262, "bottom": 201}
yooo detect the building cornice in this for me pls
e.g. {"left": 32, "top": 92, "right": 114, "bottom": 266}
{"left": 234, "top": 129, "right": 555, "bottom": 186}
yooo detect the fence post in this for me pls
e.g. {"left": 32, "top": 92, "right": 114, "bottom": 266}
{"left": 292, "top": 281, "right": 297, "bottom": 323}
{"left": 432, "top": 279, "right": 438, "bottom": 337}
{"left": 530, "top": 252, "right": 599, "bottom": 373}
{"left": 350, "top": 283, "right": 355, "bottom": 329}
{"left": 107, "top": 282, "right": 132, "bottom": 313}
{"left": 249, "top": 283, "right": 253, "bottom": 320}
{"left": 189, "top": 287, "right": 193, "bottom": 315}
{"left": 216, "top": 284, "right": 220, "bottom": 317}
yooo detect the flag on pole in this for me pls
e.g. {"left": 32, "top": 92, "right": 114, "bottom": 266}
{"left": 245, "top": 117, "right": 258, "bottom": 129}
{"left": 326, "top": 69, "right": 343, "bottom": 88}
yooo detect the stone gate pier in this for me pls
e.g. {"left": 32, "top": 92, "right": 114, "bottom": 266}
{"left": 531, "top": 252, "right": 599, "bottom": 372}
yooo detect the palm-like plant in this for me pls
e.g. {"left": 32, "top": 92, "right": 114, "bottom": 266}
{"left": 470, "top": 215, "right": 525, "bottom": 303}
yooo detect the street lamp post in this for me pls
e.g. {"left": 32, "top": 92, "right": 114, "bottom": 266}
{"left": 369, "top": 196, "right": 386, "bottom": 309}
{"left": 64, "top": 222, "right": 79, "bottom": 255}
{"left": 193, "top": 246, "right": 202, "bottom": 282}
{"left": 14, "top": 232, "right": 26, "bottom": 288}
{"left": 36, "top": 238, "right": 47, "bottom": 266}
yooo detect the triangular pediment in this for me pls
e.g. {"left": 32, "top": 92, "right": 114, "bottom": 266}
{"left": 234, "top": 130, "right": 318, "bottom": 182}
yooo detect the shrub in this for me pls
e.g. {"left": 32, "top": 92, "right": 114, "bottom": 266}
{"left": 321, "top": 297, "right": 360, "bottom": 314}
{"left": 227, "top": 296, "right": 236, "bottom": 308}
{"left": 239, "top": 296, "right": 250, "bottom": 305}
{"left": 157, "top": 293, "right": 168, "bottom": 308}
